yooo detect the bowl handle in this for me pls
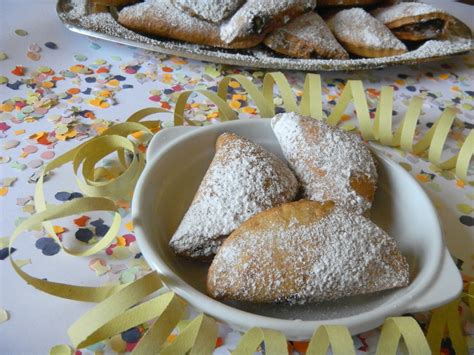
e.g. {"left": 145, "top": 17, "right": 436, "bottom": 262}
{"left": 403, "top": 250, "right": 462, "bottom": 313}
{"left": 146, "top": 126, "right": 200, "bottom": 161}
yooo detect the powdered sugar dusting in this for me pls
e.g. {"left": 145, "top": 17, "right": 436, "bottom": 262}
{"left": 208, "top": 201, "right": 410, "bottom": 304}
{"left": 372, "top": 2, "right": 446, "bottom": 24}
{"left": 327, "top": 7, "right": 407, "bottom": 52}
{"left": 172, "top": 0, "right": 245, "bottom": 23}
{"left": 169, "top": 133, "right": 298, "bottom": 259}
{"left": 272, "top": 112, "right": 377, "bottom": 215}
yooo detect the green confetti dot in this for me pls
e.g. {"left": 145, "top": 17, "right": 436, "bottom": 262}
{"left": 0, "top": 76, "right": 8, "bottom": 85}
{"left": 94, "top": 59, "right": 107, "bottom": 65}
{"left": 0, "top": 52, "right": 7, "bottom": 60}
{"left": 456, "top": 203, "right": 473, "bottom": 214}
{"left": 111, "top": 56, "right": 121, "bottom": 61}
{"left": 15, "top": 29, "right": 28, "bottom": 36}
{"left": 74, "top": 54, "right": 87, "bottom": 62}
{"left": 37, "top": 66, "right": 51, "bottom": 73}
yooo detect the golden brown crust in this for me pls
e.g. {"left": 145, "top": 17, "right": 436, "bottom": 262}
{"left": 336, "top": 38, "right": 407, "bottom": 57}
{"left": 318, "top": 0, "right": 385, "bottom": 7}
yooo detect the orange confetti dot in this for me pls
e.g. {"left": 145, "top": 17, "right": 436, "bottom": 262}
{"left": 439, "top": 73, "right": 449, "bottom": 80}
{"left": 341, "top": 114, "right": 352, "bottom": 122}
{"left": 67, "top": 88, "right": 81, "bottom": 95}
{"left": 232, "top": 94, "right": 247, "bottom": 101}
{"left": 98, "top": 90, "right": 111, "bottom": 98}
{"left": 117, "top": 236, "right": 126, "bottom": 246}
{"left": 162, "top": 67, "right": 173, "bottom": 72}
{"left": 0, "top": 187, "right": 8, "bottom": 196}
{"left": 53, "top": 225, "right": 66, "bottom": 234}
{"left": 292, "top": 341, "right": 309, "bottom": 352}
{"left": 41, "top": 81, "right": 54, "bottom": 88}
{"left": 160, "top": 102, "right": 171, "bottom": 110}
{"left": 96, "top": 67, "right": 109, "bottom": 74}
{"left": 416, "top": 174, "right": 430, "bottom": 183}
{"left": 395, "top": 79, "right": 405, "bottom": 85}
{"left": 14, "top": 129, "right": 25, "bottom": 135}
{"left": 99, "top": 102, "right": 110, "bottom": 109}
{"left": 455, "top": 179, "right": 465, "bottom": 188}
{"left": 0, "top": 103, "right": 14, "bottom": 112}
{"left": 125, "top": 221, "right": 134, "bottom": 232}
{"left": 74, "top": 215, "right": 90, "bottom": 227}
{"left": 242, "top": 107, "right": 256, "bottom": 114}
{"left": 11, "top": 66, "right": 25, "bottom": 76}
{"left": 215, "top": 337, "right": 224, "bottom": 348}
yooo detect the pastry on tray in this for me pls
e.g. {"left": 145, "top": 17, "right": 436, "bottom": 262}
{"left": 372, "top": 2, "right": 452, "bottom": 41}
{"left": 207, "top": 200, "right": 410, "bottom": 304}
{"left": 220, "top": 0, "right": 317, "bottom": 45}
{"left": 317, "top": 0, "right": 387, "bottom": 6}
{"left": 272, "top": 112, "right": 377, "bottom": 215}
{"left": 326, "top": 7, "right": 408, "bottom": 57}
{"left": 263, "top": 12, "right": 349, "bottom": 59}
{"left": 118, "top": 0, "right": 262, "bottom": 49}
{"left": 169, "top": 133, "right": 298, "bottom": 261}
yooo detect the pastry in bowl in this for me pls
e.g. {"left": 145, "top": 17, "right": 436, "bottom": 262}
{"left": 207, "top": 200, "right": 410, "bottom": 304}
{"left": 272, "top": 112, "right": 377, "bottom": 215}
{"left": 169, "top": 132, "right": 298, "bottom": 260}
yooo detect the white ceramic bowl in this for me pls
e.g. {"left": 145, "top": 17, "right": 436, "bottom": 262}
{"left": 132, "top": 119, "right": 462, "bottom": 340}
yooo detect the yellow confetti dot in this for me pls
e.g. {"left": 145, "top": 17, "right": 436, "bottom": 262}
{"left": 14, "top": 129, "right": 25, "bottom": 135}
{"left": 229, "top": 81, "right": 241, "bottom": 89}
{"left": 131, "top": 131, "right": 144, "bottom": 139}
{"left": 117, "top": 236, "right": 126, "bottom": 246}
{"left": 439, "top": 73, "right": 449, "bottom": 80}
{"left": 341, "top": 114, "right": 352, "bottom": 122}
{"left": 107, "top": 79, "right": 119, "bottom": 86}
{"left": 230, "top": 100, "right": 241, "bottom": 109}
{"left": 455, "top": 179, "right": 465, "bottom": 188}
{"left": 41, "top": 81, "right": 54, "bottom": 88}
{"left": 53, "top": 225, "right": 65, "bottom": 234}
{"left": 99, "top": 101, "right": 110, "bottom": 109}
{"left": 207, "top": 112, "right": 219, "bottom": 119}
{"left": 0, "top": 103, "right": 14, "bottom": 112}
{"left": 232, "top": 94, "right": 247, "bottom": 101}
{"left": 0, "top": 186, "right": 8, "bottom": 196}
{"left": 50, "top": 344, "right": 72, "bottom": 355}
{"left": 98, "top": 90, "right": 111, "bottom": 98}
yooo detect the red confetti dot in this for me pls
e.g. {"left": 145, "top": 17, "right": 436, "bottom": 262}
{"left": 11, "top": 66, "right": 25, "bottom": 76}
{"left": 148, "top": 95, "right": 161, "bottom": 102}
{"left": 160, "top": 102, "right": 171, "bottom": 109}
{"left": 162, "top": 67, "right": 173, "bottom": 72}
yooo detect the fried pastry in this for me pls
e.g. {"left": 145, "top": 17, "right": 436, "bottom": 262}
{"left": 327, "top": 7, "right": 407, "bottom": 57}
{"left": 169, "top": 133, "right": 298, "bottom": 260}
{"left": 372, "top": 2, "right": 451, "bottom": 41}
{"left": 118, "top": 0, "right": 262, "bottom": 49}
{"left": 207, "top": 200, "right": 410, "bottom": 304}
{"left": 263, "top": 12, "right": 349, "bottom": 59}
{"left": 172, "top": 0, "right": 245, "bottom": 24}
{"left": 220, "top": 0, "right": 317, "bottom": 45}
{"left": 271, "top": 112, "right": 377, "bottom": 215}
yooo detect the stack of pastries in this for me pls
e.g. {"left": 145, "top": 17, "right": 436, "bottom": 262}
{"left": 168, "top": 112, "right": 410, "bottom": 305}
{"left": 116, "top": 0, "right": 454, "bottom": 59}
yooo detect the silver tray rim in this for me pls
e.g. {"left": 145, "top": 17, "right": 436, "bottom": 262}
{"left": 56, "top": 0, "right": 473, "bottom": 72}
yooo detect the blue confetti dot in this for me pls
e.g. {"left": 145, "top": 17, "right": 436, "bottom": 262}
{"left": 0, "top": 247, "right": 16, "bottom": 260}
{"left": 122, "top": 327, "right": 142, "bottom": 343}
{"left": 75, "top": 228, "right": 94, "bottom": 243}
{"left": 163, "top": 89, "right": 174, "bottom": 95}
{"left": 7, "top": 80, "right": 22, "bottom": 90}
{"left": 123, "top": 84, "right": 133, "bottom": 89}
{"left": 85, "top": 77, "right": 96, "bottom": 83}
{"left": 275, "top": 107, "right": 285, "bottom": 114}
{"left": 35, "top": 238, "right": 60, "bottom": 256}
{"left": 90, "top": 43, "right": 101, "bottom": 50}
{"left": 45, "top": 42, "right": 58, "bottom": 49}
{"left": 134, "top": 252, "right": 142, "bottom": 259}
{"left": 82, "top": 88, "right": 92, "bottom": 95}
{"left": 460, "top": 216, "right": 473, "bottom": 226}
{"left": 69, "top": 192, "right": 83, "bottom": 199}
{"left": 114, "top": 75, "right": 126, "bottom": 81}
{"left": 406, "top": 86, "right": 416, "bottom": 92}
{"left": 95, "top": 224, "right": 109, "bottom": 237}
{"left": 90, "top": 218, "right": 105, "bottom": 227}
{"left": 55, "top": 191, "right": 71, "bottom": 201}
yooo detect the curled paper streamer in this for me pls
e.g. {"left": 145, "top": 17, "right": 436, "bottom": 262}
{"left": 6, "top": 72, "right": 471, "bottom": 354}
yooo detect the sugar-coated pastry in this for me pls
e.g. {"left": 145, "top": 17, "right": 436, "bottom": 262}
{"left": 220, "top": 0, "right": 317, "bottom": 45}
{"left": 271, "top": 112, "right": 377, "bottom": 215}
{"left": 318, "top": 0, "right": 386, "bottom": 6}
{"left": 172, "top": 0, "right": 245, "bottom": 24}
{"left": 327, "top": 7, "right": 407, "bottom": 57}
{"left": 118, "top": 0, "right": 262, "bottom": 49}
{"left": 207, "top": 200, "right": 410, "bottom": 304}
{"left": 372, "top": 2, "right": 451, "bottom": 41}
{"left": 263, "top": 12, "right": 349, "bottom": 59}
{"left": 169, "top": 133, "right": 298, "bottom": 260}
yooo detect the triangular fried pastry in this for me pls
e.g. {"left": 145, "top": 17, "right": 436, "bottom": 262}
{"left": 169, "top": 133, "right": 299, "bottom": 260}
{"left": 172, "top": 0, "right": 245, "bottom": 24}
{"left": 207, "top": 200, "right": 410, "bottom": 304}
{"left": 372, "top": 2, "right": 451, "bottom": 41}
{"left": 327, "top": 7, "right": 407, "bottom": 57}
{"left": 271, "top": 112, "right": 377, "bottom": 215}
{"left": 263, "top": 12, "right": 349, "bottom": 59}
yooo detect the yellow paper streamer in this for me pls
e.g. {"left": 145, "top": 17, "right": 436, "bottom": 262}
{"left": 306, "top": 325, "right": 355, "bottom": 355}
{"left": 427, "top": 300, "right": 467, "bottom": 355}
{"left": 9, "top": 72, "right": 472, "bottom": 354}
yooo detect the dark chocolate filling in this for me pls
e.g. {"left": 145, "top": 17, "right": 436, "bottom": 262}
{"left": 394, "top": 19, "right": 446, "bottom": 38}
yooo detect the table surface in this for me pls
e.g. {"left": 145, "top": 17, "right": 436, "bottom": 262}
{"left": 0, "top": 0, "right": 473, "bottom": 354}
